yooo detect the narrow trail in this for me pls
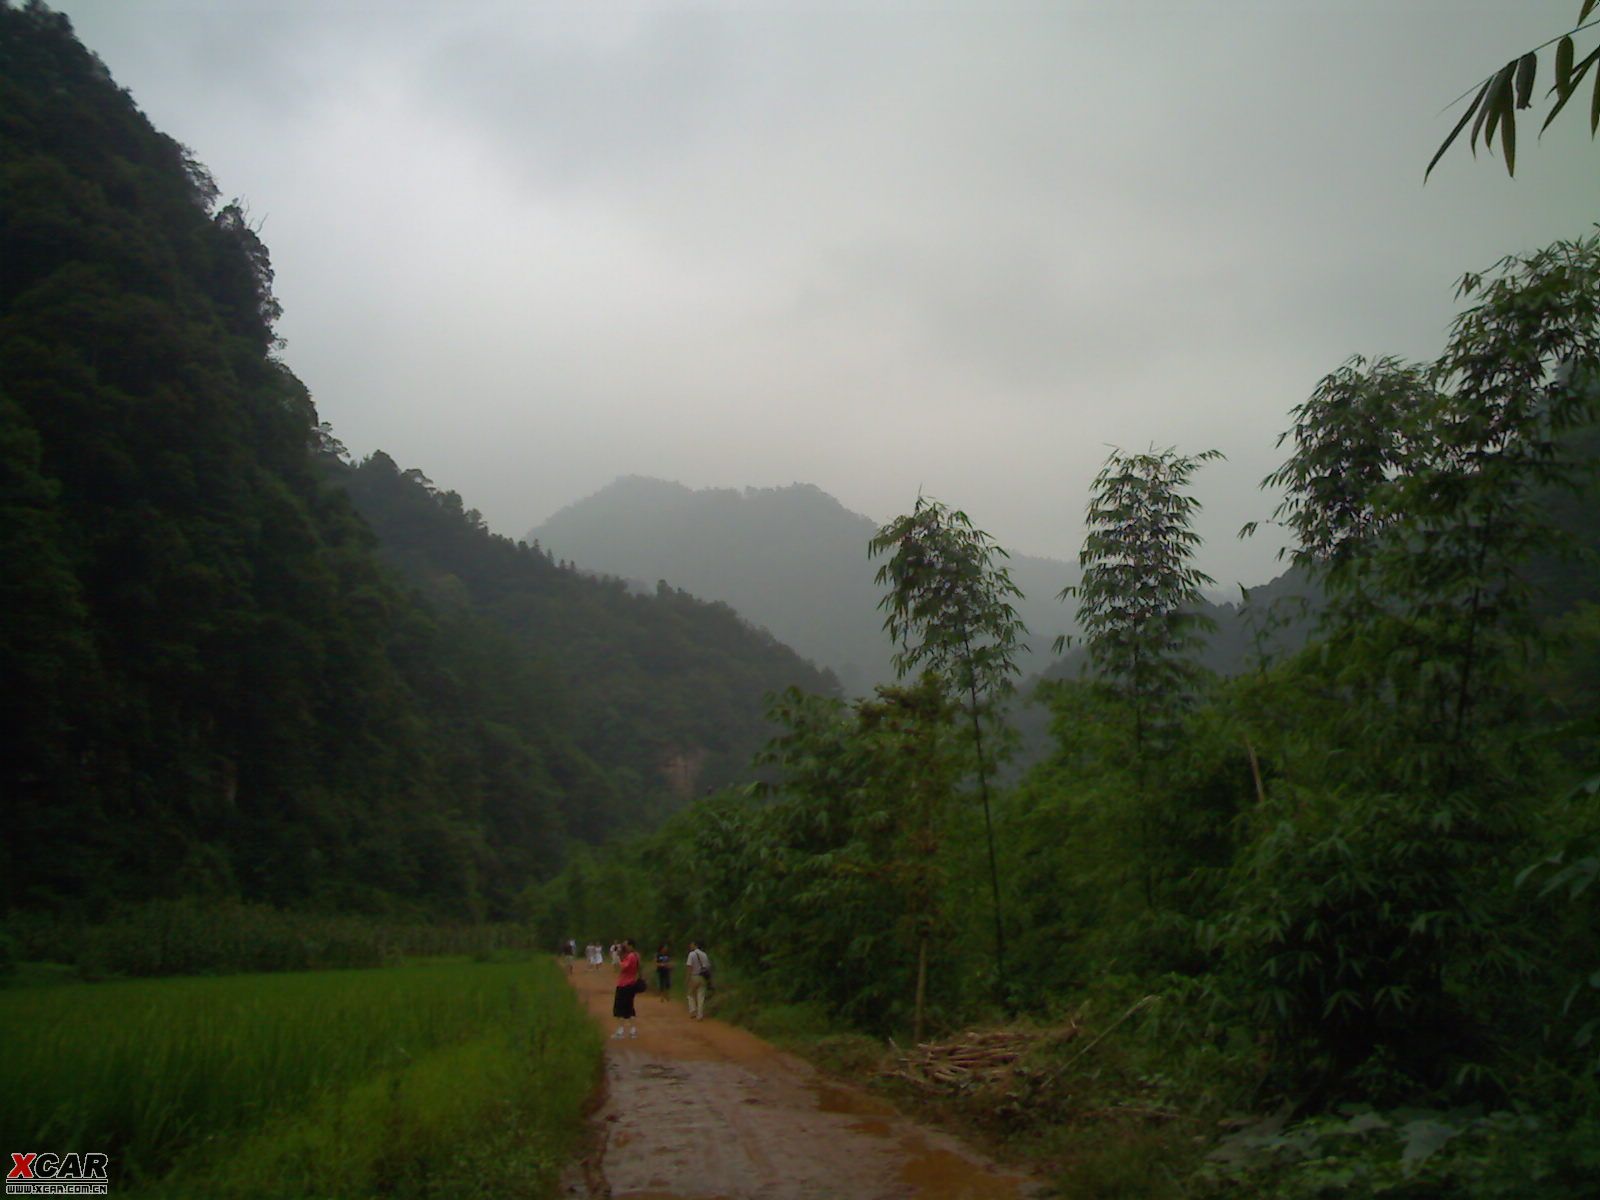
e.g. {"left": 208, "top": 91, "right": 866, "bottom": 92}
{"left": 559, "top": 962, "right": 1043, "bottom": 1200}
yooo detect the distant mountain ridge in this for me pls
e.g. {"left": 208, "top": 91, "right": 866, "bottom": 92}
{"left": 529, "top": 476, "right": 1081, "bottom": 692}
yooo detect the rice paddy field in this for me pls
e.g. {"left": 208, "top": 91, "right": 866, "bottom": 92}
{"left": 0, "top": 957, "right": 602, "bottom": 1198}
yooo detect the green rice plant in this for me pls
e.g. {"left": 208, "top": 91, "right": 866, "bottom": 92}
{"left": 0, "top": 957, "right": 599, "bottom": 1191}
{"left": 134, "top": 991, "right": 600, "bottom": 1198}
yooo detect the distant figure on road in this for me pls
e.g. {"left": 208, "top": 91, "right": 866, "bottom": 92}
{"left": 609, "top": 941, "right": 621, "bottom": 967}
{"left": 685, "top": 940, "right": 711, "bottom": 1021}
{"left": 613, "top": 938, "right": 644, "bottom": 1039}
{"left": 654, "top": 943, "right": 672, "bottom": 1001}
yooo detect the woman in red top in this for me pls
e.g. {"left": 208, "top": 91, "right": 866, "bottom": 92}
{"left": 612, "top": 938, "right": 643, "bottom": 1039}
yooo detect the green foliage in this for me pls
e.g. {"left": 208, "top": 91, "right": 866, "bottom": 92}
{"left": 518, "top": 841, "right": 659, "bottom": 952}
{"left": 744, "top": 683, "right": 965, "bottom": 1030}
{"left": 1211, "top": 777, "right": 1532, "bottom": 1101}
{"left": 1202, "top": 1106, "right": 1600, "bottom": 1198}
{"left": 1518, "top": 773, "right": 1600, "bottom": 1075}
{"left": 1211, "top": 236, "right": 1600, "bottom": 1102}
{"left": 1007, "top": 679, "right": 1248, "bottom": 999}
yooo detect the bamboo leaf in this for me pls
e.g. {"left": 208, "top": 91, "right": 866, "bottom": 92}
{"left": 1541, "top": 49, "right": 1597, "bottom": 133}
{"left": 1582, "top": 0, "right": 1598, "bottom": 24}
{"left": 1555, "top": 35, "right": 1575, "bottom": 94}
{"left": 1427, "top": 79, "right": 1491, "bottom": 179}
{"left": 1593, "top": 51, "right": 1600, "bottom": 132}
{"left": 1474, "top": 63, "right": 1514, "bottom": 153}
{"left": 1515, "top": 51, "right": 1537, "bottom": 108}
{"left": 1502, "top": 99, "right": 1517, "bottom": 173}
{"left": 1483, "top": 63, "right": 1515, "bottom": 151}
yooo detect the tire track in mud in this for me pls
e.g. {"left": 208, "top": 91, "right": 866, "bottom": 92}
{"left": 559, "top": 964, "right": 1043, "bottom": 1200}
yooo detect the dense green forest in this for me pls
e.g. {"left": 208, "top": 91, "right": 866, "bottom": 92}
{"left": 0, "top": 0, "right": 834, "bottom": 921}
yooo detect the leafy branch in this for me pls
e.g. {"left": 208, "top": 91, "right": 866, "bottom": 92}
{"left": 1426, "top": 1, "right": 1600, "bottom": 178}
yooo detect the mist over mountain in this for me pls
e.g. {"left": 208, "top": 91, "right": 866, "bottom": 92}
{"left": 529, "top": 476, "right": 1083, "bottom": 692}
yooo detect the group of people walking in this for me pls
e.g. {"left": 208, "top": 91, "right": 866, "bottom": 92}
{"left": 602, "top": 938, "right": 713, "bottom": 1039}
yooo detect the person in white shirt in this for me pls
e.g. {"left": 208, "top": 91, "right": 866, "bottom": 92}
{"left": 685, "top": 940, "right": 712, "bottom": 1020}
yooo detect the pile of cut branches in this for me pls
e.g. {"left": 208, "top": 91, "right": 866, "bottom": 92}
{"left": 881, "top": 1024, "right": 1079, "bottom": 1099}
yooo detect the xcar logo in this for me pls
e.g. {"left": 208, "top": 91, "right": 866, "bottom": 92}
{"left": 6, "top": 1152, "right": 110, "bottom": 1195}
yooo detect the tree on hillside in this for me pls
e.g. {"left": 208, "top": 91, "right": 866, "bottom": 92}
{"left": 854, "top": 676, "right": 964, "bottom": 1041}
{"left": 870, "top": 496, "right": 1027, "bottom": 995}
{"left": 1061, "top": 446, "right": 1221, "bottom": 905}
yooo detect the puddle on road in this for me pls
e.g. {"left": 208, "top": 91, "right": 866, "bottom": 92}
{"left": 846, "top": 1117, "right": 893, "bottom": 1137}
{"left": 805, "top": 1078, "right": 1034, "bottom": 1199}
{"left": 898, "top": 1142, "right": 1029, "bottom": 1200}
{"left": 808, "top": 1078, "right": 898, "bottom": 1117}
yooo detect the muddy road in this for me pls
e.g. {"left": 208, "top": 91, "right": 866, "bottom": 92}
{"left": 560, "top": 962, "right": 1043, "bottom": 1200}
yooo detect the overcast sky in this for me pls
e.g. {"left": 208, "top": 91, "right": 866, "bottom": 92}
{"left": 54, "top": 0, "right": 1598, "bottom": 587}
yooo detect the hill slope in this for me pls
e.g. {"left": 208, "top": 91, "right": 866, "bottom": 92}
{"left": 336, "top": 455, "right": 840, "bottom": 809}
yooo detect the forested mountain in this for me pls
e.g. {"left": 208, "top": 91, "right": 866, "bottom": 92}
{"left": 0, "top": 2, "right": 834, "bottom": 919}
{"left": 529, "top": 475, "right": 1081, "bottom": 692}
{"left": 334, "top": 453, "right": 839, "bottom": 808}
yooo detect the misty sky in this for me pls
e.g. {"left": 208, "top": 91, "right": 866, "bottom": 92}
{"left": 54, "top": 1, "right": 1598, "bottom": 588}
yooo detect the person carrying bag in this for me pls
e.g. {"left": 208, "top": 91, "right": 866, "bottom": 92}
{"left": 685, "top": 940, "right": 712, "bottom": 1021}
{"left": 612, "top": 938, "right": 644, "bottom": 1039}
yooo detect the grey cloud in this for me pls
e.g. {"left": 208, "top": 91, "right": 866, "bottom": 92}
{"left": 50, "top": 0, "right": 1600, "bottom": 592}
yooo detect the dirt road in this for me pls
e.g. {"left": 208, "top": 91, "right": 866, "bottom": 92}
{"left": 560, "top": 962, "right": 1042, "bottom": 1200}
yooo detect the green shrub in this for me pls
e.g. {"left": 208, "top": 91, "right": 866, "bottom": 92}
{"left": 1198, "top": 1106, "right": 1600, "bottom": 1198}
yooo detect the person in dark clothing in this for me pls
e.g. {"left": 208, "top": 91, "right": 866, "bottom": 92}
{"left": 655, "top": 943, "right": 673, "bottom": 1000}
